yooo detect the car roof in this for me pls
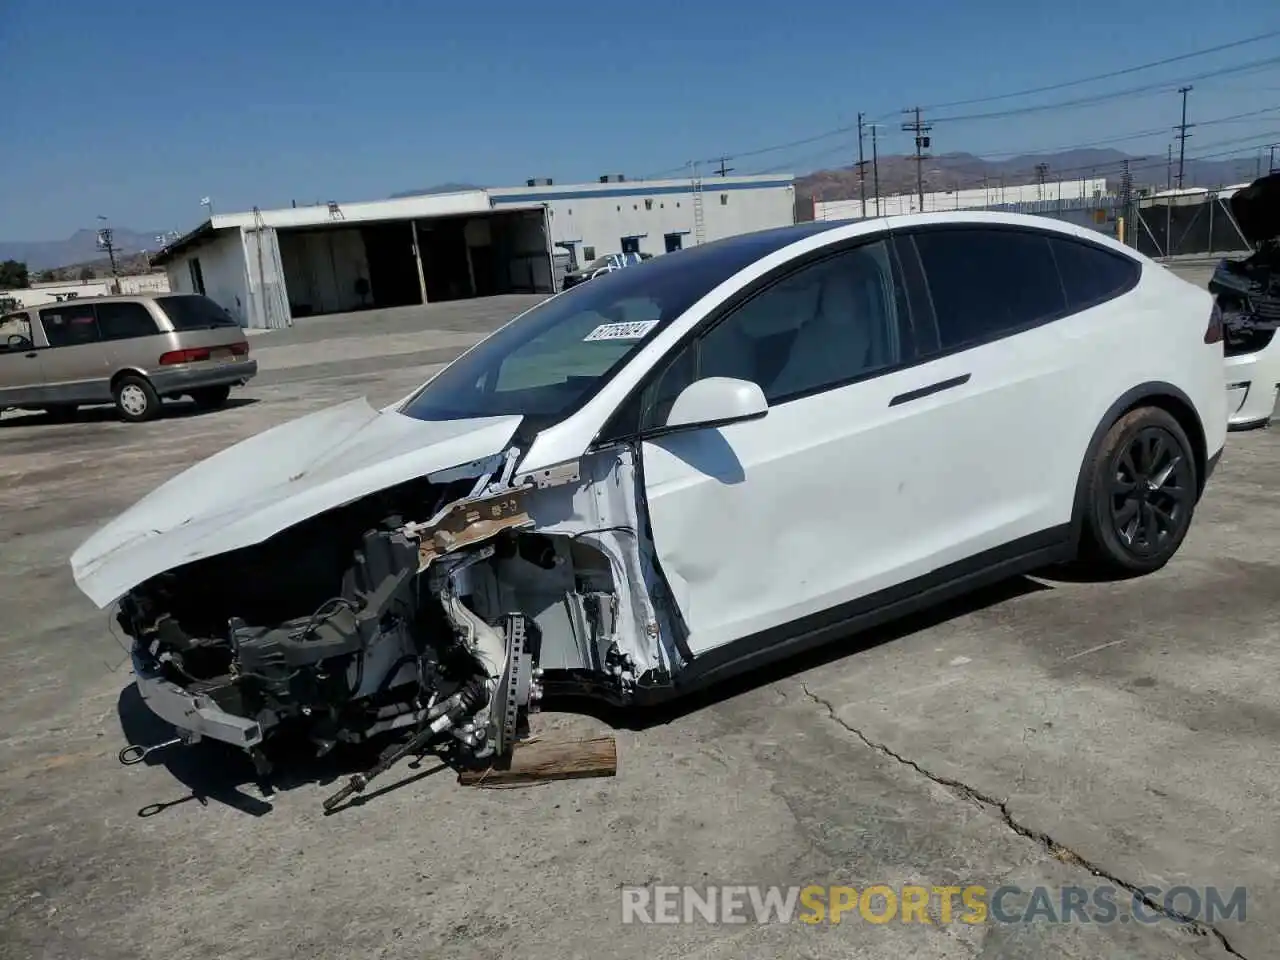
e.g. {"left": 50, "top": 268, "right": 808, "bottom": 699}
{"left": 29, "top": 292, "right": 197, "bottom": 309}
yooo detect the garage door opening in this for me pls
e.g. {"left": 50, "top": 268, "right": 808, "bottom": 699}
{"left": 277, "top": 209, "right": 553, "bottom": 320}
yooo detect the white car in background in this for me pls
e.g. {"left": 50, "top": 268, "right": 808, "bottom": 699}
{"left": 69, "top": 211, "right": 1226, "bottom": 802}
{"left": 1209, "top": 172, "right": 1280, "bottom": 430}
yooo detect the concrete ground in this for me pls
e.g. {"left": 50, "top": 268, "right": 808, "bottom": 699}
{"left": 1, "top": 288, "right": 1276, "bottom": 960}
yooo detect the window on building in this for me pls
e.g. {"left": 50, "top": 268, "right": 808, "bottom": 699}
{"left": 188, "top": 257, "right": 206, "bottom": 295}
{"left": 95, "top": 301, "right": 160, "bottom": 341}
{"left": 40, "top": 304, "right": 100, "bottom": 347}
{"left": 582, "top": 246, "right": 596, "bottom": 262}
{"left": 912, "top": 228, "right": 1066, "bottom": 352}
{"left": 720, "top": 194, "right": 728, "bottom": 205}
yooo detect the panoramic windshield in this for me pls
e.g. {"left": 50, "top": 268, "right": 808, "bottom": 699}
{"left": 397, "top": 221, "right": 845, "bottom": 426}
{"left": 398, "top": 256, "right": 721, "bottom": 424}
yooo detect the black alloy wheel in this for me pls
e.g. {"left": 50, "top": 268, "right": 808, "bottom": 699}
{"left": 1108, "top": 425, "right": 1194, "bottom": 557}
{"left": 1082, "top": 406, "right": 1198, "bottom": 575}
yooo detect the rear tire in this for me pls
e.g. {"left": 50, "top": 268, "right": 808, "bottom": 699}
{"left": 190, "top": 385, "right": 231, "bottom": 410}
{"left": 1078, "top": 406, "right": 1198, "bottom": 575}
{"left": 113, "top": 375, "right": 161, "bottom": 423}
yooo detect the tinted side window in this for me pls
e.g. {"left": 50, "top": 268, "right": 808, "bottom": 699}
{"left": 1050, "top": 238, "right": 1139, "bottom": 310}
{"left": 40, "top": 304, "right": 101, "bottom": 347}
{"left": 635, "top": 241, "right": 905, "bottom": 429}
{"left": 914, "top": 229, "right": 1066, "bottom": 351}
{"left": 96, "top": 302, "right": 160, "bottom": 341}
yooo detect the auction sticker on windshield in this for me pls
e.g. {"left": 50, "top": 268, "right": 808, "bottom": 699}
{"left": 583, "top": 320, "right": 660, "bottom": 342}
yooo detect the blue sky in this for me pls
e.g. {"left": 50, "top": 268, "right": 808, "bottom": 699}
{"left": 3, "top": 0, "right": 1279, "bottom": 240}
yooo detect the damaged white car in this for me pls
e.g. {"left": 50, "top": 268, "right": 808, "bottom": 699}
{"left": 71, "top": 212, "right": 1227, "bottom": 800}
{"left": 1209, "top": 171, "right": 1280, "bottom": 430}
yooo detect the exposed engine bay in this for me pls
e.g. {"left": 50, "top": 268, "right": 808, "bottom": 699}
{"left": 112, "top": 445, "right": 688, "bottom": 801}
{"left": 1211, "top": 172, "right": 1280, "bottom": 357}
{"left": 1209, "top": 239, "right": 1280, "bottom": 357}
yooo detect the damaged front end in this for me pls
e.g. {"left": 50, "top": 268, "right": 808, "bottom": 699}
{"left": 1211, "top": 172, "right": 1280, "bottom": 357}
{"left": 107, "top": 441, "right": 686, "bottom": 785}
{"left": 1209, "top": 243, "right": 1280, "bottom": 357}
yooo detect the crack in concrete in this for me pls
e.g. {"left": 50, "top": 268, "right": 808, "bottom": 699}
{"left": 799, "top": 684, "right": 1248, "bottom": 960}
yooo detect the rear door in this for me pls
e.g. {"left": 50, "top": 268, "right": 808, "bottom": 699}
{"left": 95, "top": 300, "right": 166, "bottom": 374}
{"left": 37, "top": 303, "right": 112, "bottom": 403}
{"left": 886, "top": 225, "right": 1087, "bottom": 559}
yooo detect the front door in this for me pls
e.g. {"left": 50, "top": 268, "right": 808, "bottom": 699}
{"left": 636, "top": 237, "right": 949, "bottom": 657}
{"left": 0, "top": 311, "right": 45, "bottom": 407}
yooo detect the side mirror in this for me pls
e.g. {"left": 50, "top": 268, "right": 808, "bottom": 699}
{"left": 7, "top": 334, "right": 29, "bottom": 349}
{"left": 664, "top": 377, "right": 768, "bottom": 431}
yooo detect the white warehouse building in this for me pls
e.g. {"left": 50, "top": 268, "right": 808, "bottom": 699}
{"left": 151, "top": 174, "right": 796, "bottom": 329}
{"left": 814, "top": 178, "right": 1110, "bottom": 219}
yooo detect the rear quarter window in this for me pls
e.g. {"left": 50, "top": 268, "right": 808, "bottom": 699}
{"left": 1049, "top": 237, "right": 1140, "bottom": 310}
{"left": 156, "top": 295, "right": 239, "bottom": 331}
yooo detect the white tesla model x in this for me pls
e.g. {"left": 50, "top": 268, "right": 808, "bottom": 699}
{"left": 72, "top": 211, "right": 1228, "bottom": 779}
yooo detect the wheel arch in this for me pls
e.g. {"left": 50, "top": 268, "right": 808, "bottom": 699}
{"left": 1069, "top": 382, "right": 1208, "bottom": 547}
{"left": 110, "top": 367, "right": 153, "bottom": 391}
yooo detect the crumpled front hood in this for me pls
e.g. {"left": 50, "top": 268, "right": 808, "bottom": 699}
{"left": 70, "top": 397, "right": 522, "bottom": 609}
{"left": 1229, "top": 172, "right": 1280, "bottom": 246}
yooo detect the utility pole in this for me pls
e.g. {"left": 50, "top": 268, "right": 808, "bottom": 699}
{"left": 871, "top": 123, "right": 881, "bottom": 216}
{"left": 1166, "top": 144, "right": 1173, "bottom": 190}
{"left": 855, "top": 112, "right": 868, "bottom": 219}
{"left": 1034, "top": 162, "right": 1049, "bottom": 200}
{"left": 95, "top": 216, "right": 118, "bottom": 279}
{"left": 714, "top": 156, "right": 734, "bottom": 177}
{"left": 902, "top": 107, "right": 932, "bottom": 212}
{"left": 1174, "top": 85, "right": 1194, "bottom": 190}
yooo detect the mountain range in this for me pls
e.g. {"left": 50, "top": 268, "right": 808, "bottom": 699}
{"left": 4, "top": 149, "right": 1270, "bottom": 272}
{"left": 794, "top": 148, "right": 1268, "bottom": 203}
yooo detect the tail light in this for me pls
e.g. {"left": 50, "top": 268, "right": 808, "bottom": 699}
{"left": 1205, "top": 302, "right": 1223, "bottom": 344}
{"left": 159, "top": 341, "right": 250, "bottom": 365}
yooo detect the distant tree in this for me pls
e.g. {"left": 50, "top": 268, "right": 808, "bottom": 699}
{"left": 36, "top": 269, "right": 57, "bottom": 283}
{"left": 78, "top": 266, "right": 95, "bottom": 282}
{"left": 0, "top": 259, "right": 30, "bottom": 289}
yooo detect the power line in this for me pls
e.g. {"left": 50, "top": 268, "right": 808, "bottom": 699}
{"left": 640, "top": 38, "right": 1280, "bottom": 182}
{"left": 919, "top": 28, "right": 1280, "bottom": 111}
{"left": 928, "top": 54, "right": 1280, "bottom": 124}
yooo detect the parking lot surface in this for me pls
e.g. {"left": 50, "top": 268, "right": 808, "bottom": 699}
{"left": 1, "top": 288, "right": 1276, "bottom": 960}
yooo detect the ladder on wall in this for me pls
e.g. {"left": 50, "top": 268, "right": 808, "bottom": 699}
{"left": 690, "top": 161, "right": 706, "bottom": 245}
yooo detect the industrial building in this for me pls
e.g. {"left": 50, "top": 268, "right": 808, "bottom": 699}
{"left": 813, "top": 178, "right": 1110, "bottom": 219}
{"left": 0, "top": 272, "right": 170, "bottom": 309}
{"left": 150, "top": 174, "right": 796, "bottom": 329}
